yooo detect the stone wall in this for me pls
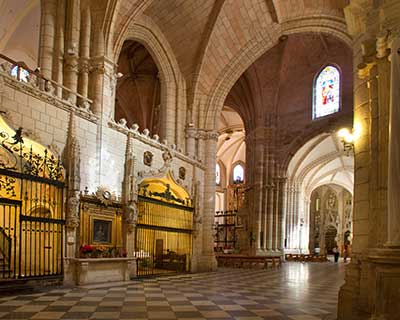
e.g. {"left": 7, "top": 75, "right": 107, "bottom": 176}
{"left": 0, "top": 72, "right": 203, "bottom": 197}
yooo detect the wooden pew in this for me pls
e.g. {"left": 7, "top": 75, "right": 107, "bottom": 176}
{"left": 215, "top": 254, "right": 282, "bottom": 269}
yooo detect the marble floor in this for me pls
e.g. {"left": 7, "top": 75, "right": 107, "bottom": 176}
{"left": 0, "top": 262, "right": 345, "bottom": 320}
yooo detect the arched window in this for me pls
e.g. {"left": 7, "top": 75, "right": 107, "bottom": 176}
{"left": 216, "top": 163, "right": 221, "bottom": 185}
{"left": 313, "top": 65, "right": 340, "bottom": 119}
{"left": 233, "top": 164, "right": 244, "bottom": 183}
{"left": 10, "top": 65, "right": 29, "bottom": 82}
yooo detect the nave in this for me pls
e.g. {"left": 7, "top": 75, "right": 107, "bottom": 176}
{"left": 0, "top": 262, "right": 344, "bottom": 320}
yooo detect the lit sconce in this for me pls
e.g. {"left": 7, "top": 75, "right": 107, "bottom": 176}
{"left": 338, "top": 128, "right": 355, "bottom": 155}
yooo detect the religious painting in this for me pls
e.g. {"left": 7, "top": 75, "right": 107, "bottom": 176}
{"left": 92, "top": 219, "right": 112, "bottom": 244}
{"left": 313, "top": 66, "right": 340, "bottom": 119}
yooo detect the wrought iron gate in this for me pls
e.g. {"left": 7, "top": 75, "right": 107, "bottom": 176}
{"left": 0, "top": 124, "right": 65, "bottom": 279}
{"left": 136, "top": 196, "right": 193, "bottom": 277}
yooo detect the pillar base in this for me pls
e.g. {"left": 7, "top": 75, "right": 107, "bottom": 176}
{"left": 367, "top": 248, "right": 400, "bottom": 320}
{"left": 339, "top": 249, "right": 400, "bottom": 320}
{"left": 195, "top": 254, "right": 218, "bottom": 272}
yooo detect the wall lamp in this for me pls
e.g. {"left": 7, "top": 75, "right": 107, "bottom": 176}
{"left": 338, "top": 128, "right": 355, "bottom": 155}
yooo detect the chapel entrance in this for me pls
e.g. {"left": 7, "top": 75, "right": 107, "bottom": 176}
{"left": 0, "top": 117, "right": 65, "bottom": 280}
{"left": 135, "top": 173, "right": 193, "bottom": 277}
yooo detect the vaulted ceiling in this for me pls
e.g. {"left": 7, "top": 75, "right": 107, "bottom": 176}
{"left": 288, "top": 132, "right": 354, "bottom": 196}
{"left": 1, "top": 0, "right": 350, "bottom": 102}
{"left": 0, "top": 0, "right": 39, "bottom": 68}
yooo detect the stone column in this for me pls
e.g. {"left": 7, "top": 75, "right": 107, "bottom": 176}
{"left": 197, "top": 129, "right": 206, "bottom": 164}
{"left": 89, "top": 56, "right": 115, "bottom": 118}
{"left": 185, "top": 124, "right": 197, "bottom": 158}
{"left": 279, "top": 177, "right": 287, "bottom": 250}
{"left": 39, "top": 0, "right": 57, "bottom": 78}
{"left": 52, "top": 0, "right": 65, "bottom": 97}
{"left": 251, "top": 132, "right": 265, "bottom": 253}
{"left": 77, "top": 5, "right": 91, "bottom": 108}
{"left": 286, "top": 183, "right": 294, "bottom": 249}
{"left": 198, "top": 131, "right": 218, "bottom": 271}
{"left": 273, "top": 176, "right": 281, "bottom": 251}
{"left": 386, "top": 36, "right": 400, "bottom": 247}
{"left": 63, "top": 0, "right": 80, "bottom": 104}
{"left": 292, "top": 184, "right": 300, "bottom": 250}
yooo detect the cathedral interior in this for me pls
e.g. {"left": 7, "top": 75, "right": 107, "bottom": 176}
{"left": 0, "top": 1, "right": 399, "bottom": 319}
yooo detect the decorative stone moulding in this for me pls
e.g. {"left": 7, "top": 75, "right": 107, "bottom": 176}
{"left": 142, "top": 128, "right": 150, "bottom": 137}
{"left": 108, "top": 119, "right": 205, "bottom": 169}
{"left": 0, "top": 60, "right": 97, "bottom": 123}
{"left": 68, "top": 257, "right": 136, "bottom": 285}
{"left": 131, "top": 123, "right": 139, "bottom": 131}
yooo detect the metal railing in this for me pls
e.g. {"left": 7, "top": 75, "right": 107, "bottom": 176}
{"left": 0, "top": 53, "right": 92, "bottom": 110}
{"left": 0, "top": 227, "right": 11, "bottom": 266}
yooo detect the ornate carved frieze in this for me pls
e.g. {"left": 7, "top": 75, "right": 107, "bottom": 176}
{"left": 138, "top": 149, "right": 174, "bottom": 180}
{"left": 108, "top": 120, "right": 203, "bottom": 168}
{"left": 66, "top": 191, "right": 80, "bottom": 230}
{"left": 0, "top": 72, "right": 97, "bottom": 122}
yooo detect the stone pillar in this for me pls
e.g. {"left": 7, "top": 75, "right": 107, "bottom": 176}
{"left": 293, "top": 185, "right": 300, "bottom": 251}
{"left": 198, "top": 131, "right": 218, "bottom": 271}
{"left": 52, "top": 0, "right": 65, "bottom": 97}
{"left": 185, "top": 124, "right": 197, "bottom": 158}
{"left": 386, "top": 36, "right": 400, "bottom": 247}
{"left": 197, "top": 129, "right": 206, "bottom": 164}
{"left": 273, "top": 176, "right": 281, "bottom": 251}
{"left": 251, "top": 133, "right": 265, "bottom": 254}
{"left": 39, "top": 0, "right": 57, "bottom": 78}
{"left": 89, "top": 56, "right": 115, "bottom": 118}
{"left": 63, "top": 0, "right": 80, "bottom": 104}
{"left": 77, "top": 5, "right": 91, "bottom": 108}
{"left": 286, "top": 183, "right": 294, "bottom": 249}
{"left": 279, "top": 177, "right": 287, "bottom": 250}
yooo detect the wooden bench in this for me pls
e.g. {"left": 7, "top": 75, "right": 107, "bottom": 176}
{"left": 216, "top": 254, "right": 282, "bottom": 269}
{"left": 284, "top": 253, "right": 328, "bottom": 263}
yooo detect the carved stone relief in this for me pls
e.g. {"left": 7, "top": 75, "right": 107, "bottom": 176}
{"left": 179, "top": 167, "right": 186, "bottom": 180}
{"left": 143, "top": 151, "right": 153, "bottom": 166}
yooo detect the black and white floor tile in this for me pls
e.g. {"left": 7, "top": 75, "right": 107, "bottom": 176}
{"left": 0, "top": 262, "right": 345, "bottom": 320}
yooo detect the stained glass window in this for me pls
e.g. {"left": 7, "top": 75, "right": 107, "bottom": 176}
{"left": 233, "top": 164, "right": 244, "bottom": 183}
{"left": 313, "top": 66, "right": 340, "bottom": 119}
{"left": 10, "top": 65, "right": 29, "bottom": 82}
{"left": 216, "top": 163, "right": 221, "bottom": 185}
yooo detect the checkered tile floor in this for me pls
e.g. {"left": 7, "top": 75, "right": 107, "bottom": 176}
{"left": 0, "top": 262, "right": 345, "bottom": 319}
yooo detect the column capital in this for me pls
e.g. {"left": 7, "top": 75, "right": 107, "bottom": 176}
{"left": 64, "top": 55, "right": 79, "bottom": 74}
{"left": 90, "top": 56, "right": 116, "bottom": 77}
{"left": 206, "top": 131, "right": 219, "bottom": 142}
{"left": 197, "top": 129, "right": 218, "bottom": 141}
{"left": 185, "top": 124, "right": 197, "bottom": 139}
